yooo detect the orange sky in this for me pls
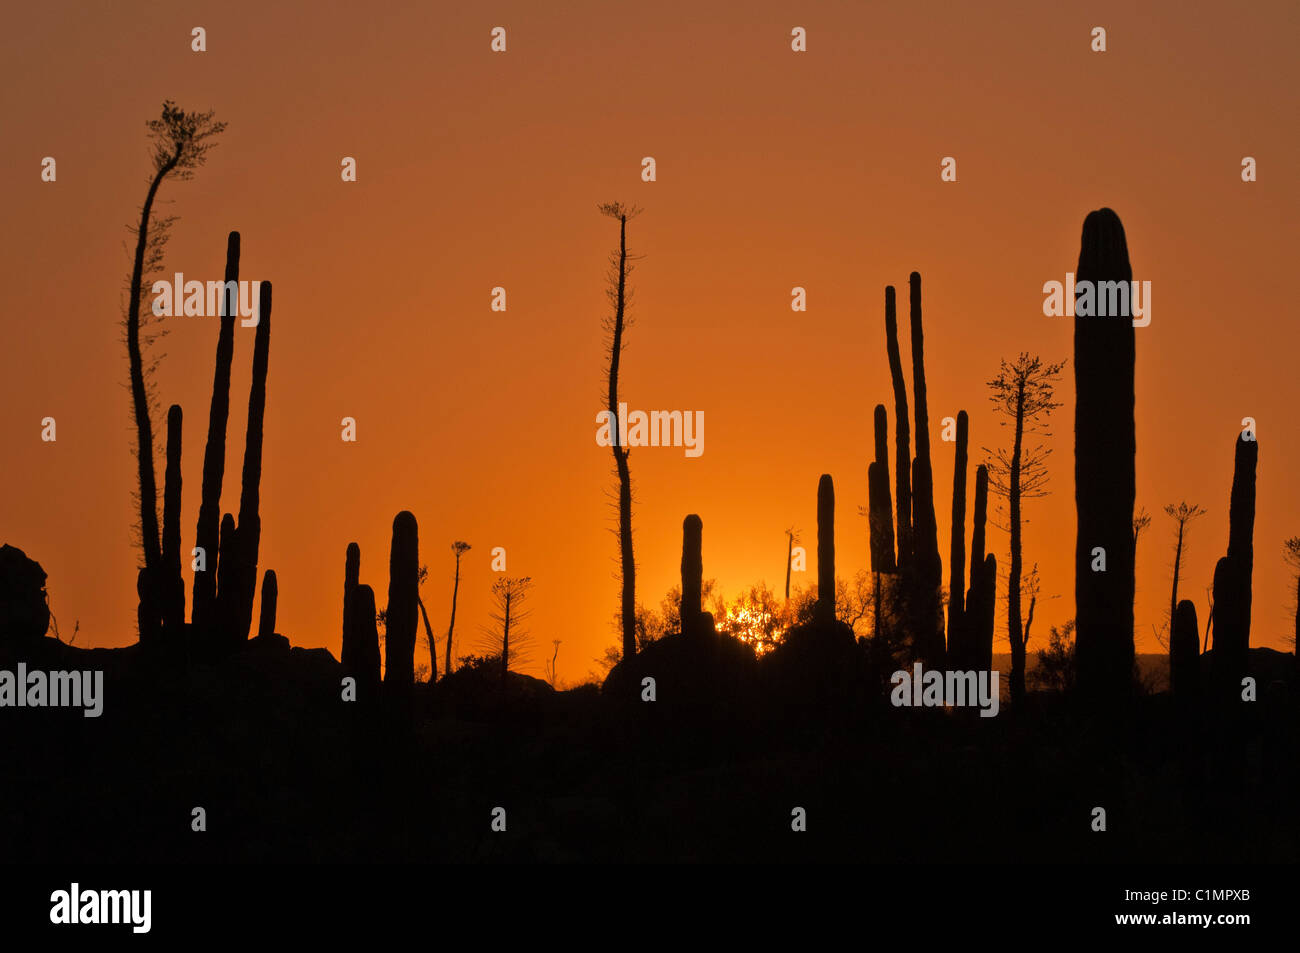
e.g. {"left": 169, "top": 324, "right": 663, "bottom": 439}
{"left": 3, "top": 1, "right": 1298, "bottom": 681}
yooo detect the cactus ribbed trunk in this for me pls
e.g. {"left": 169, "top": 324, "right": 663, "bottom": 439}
{"left": 385, "top": 511, "right": 419, "bottom": 686}
{"left": 680, "top": 514, "right": 703, "bottom": 637}
{"left": 1170, "top": 598, "right": 1199, "bottom": 699}
{"left": 947, "top": 410, "right": 968, "bottom": 663}
{"left": 908, "top": 272, "right": 944, "bottom": 668}
{"left": 345, "top": 583, "right": 381, "bottom": 692}
{"left": 815, "top": 474, "right": 835, "bottom": 624}
{"left": 884, "top": 286, "right": 912, "bottom": 574}
{"left": 257, "top": 569, "right": 277, "bottom": 639}
{"left": 193, "top": 231, "right": 240, "bottom": 629}
{"left": 1073, "top": 208, "right": 1136, "bottom": 704}
{"left": 868, "top": 404, "right": 896, "bottom": 574}
{"left": 161, "top": 403, "right": 185, "bottom": 638}
{"left": 1212, "top": 434, "right": 1257, "bottom": 696}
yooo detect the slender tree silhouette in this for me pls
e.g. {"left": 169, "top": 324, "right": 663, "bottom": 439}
{"left": 125, "top": 102, "right": 224, "bottom": 647}
{"left": 444, "top": 541, "right": 471, "bottom": 678}
{"left": 986, "top": 353, "right": 1064, "bottom": 702}
{"left": 598, "top": 202, "right": 642, "bottom": 663}
{"left": 481, "top": 576, "right": 534, "bottom": 680}
{"left": 1164, "top": 503, "right": 1207, "bottom": 651}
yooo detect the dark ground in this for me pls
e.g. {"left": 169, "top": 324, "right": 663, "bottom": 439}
{"left": 1, "top": 631, "right": 1296, "bottom": 864}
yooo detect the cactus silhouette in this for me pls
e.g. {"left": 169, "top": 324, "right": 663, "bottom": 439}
{"left": 1212, "top": 433, "right": 1257, "bottom": 696}
{"left": 947, "top": 410, "right": 968, "bottom": 661}
{"left": 229, "top": 280, "right": 272, "bottom": 645}
{"left": 160, "top": 403, "right": 185, "bottom": 638}
{"left": 868, "top": 404, "right": 896, "bottom": 574}
{"left": 215, "top": 512, "right": 236, "bottom": 639}
{"left": 192, "top": 231, "right": 240, "bottom": 630}
{"left": 965, "top": 465, "right": 996, "bottom": 671}
{"left": 1170, "top": 598, "right": 1200, "bottom": 699}
{"left": 884, "top": 286, "right": 912, "bottom": 574}
{"left": 257, "top": 569, "right": 277, "bottom": 639}
{"left": 908, "top": 273, "right": 945, "bottom": 667}
{"left": 815, "top": 474, "right": 836, "bottom": 624}
{"left": 342, "top": 542, "right": 360, "bottom": 654}
{"left": 1073, "top": 208, "right": 1136, "bottom": 703}
{"left": 385, "top": 511, "right": 419, "bottom": 686}
{"left": 680, "top": 514, "right": 704, "bottom": 637}
{"left": 344, "top": 583, "right": 381, "bottom": 692}
{"left": 191, "top": 231, "right": 240, "bottom": 631}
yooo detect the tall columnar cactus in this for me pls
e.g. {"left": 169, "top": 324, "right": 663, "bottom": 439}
{"left": 215, "top": 512, "right": 236, "bottom": 638}
{"left": 868, "top": 405, "right": 897, "bottom": 574}
{"left": 228, "top": 280, "right": 272, "bottom": 645}
{"left": 1170, "top": 598, "right": 1200, "bottom": 699}
{"left": 976, "top": 554, "right": 997, "bottom": 673}
{"left": 947, "top": 410, "right": 968, "bottom": 661}
{"left": 344, "top": 583, "right": 381, "bottom": 690}
{"left": 342, "top": 542, "right": 360, "bottom": 658}
{"left": 680, "top": 514, "right": 704, "bottom": 637}
{"left": 385, "top": 511, "right": 419, "bottom": 685}
{"left": 883, "top": 287, "right": 912, "bottom": 573}
{"left": 192, "top": 231, "right": 240, "bottom": 629}
{"left": 965, "top": 465, "right": 995, "bottom": 671}
{"left": 1212, "top": 433, "right": 1257, "bottom": 695}
{"left": 908, "top": 272, "right": 945, "bottom": 667}
{"left": 1073, "top": 208, "right": 1136, "bottom": 702}
{"left": 161, "top": 403, "right": 185, "bottom": 637}
{"left": 815, "top": 474, "right": 836, "bottom": 624}
{"left": 257, "top": 569, "right": 277, "bottom": 639}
